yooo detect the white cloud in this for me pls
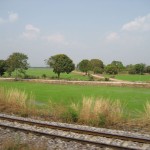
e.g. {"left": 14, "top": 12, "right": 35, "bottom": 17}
{"left": 122, "top": 14, "right": 150, "bottom": 31}
{"left": 105, "top": 32, "right": 120, "bottom": 42}
{"left": 22, "top": 24, "right": 40, "bottom": 40}
{"left": 0, "top": 12, "right": 19, "bottom": 24}
{"left": 0, "top": 18, "right": 5, "bottom": 24}
{"left": 25, "top": 24, "right": 40, "bottom": 33}
{"left": 8, "top": 12, "right": 19, "bottom": 22}
{"left": 22, "top": 25, "right": 68, "bottom": 45}
{"left": 43, "top": 33, "right": 68, "bottom": 45}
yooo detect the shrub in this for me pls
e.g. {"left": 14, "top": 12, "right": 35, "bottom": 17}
{"left": 61, "top": 108, "right": 78, "bottom": 122}
{"left": 0, "top": 88, "right": 36, "bottom": 115}
{"left": 93, "top": 67, "right": 103, "bottom": 74}
{"left": 50, "top": 76, "right": 58, "bottom": 79}
{"left": 142, "top": 102, "right": 150, "bottom": 121}
{"left": 88, "top": 74, "right": 94, "bottom": 81}
{"left": 105, "top": 77, "right": 109, "bottom": 81}
{"left": 24, "top": 75, "right": 38, "bottom": 79}
{"left": 71, "top": 97, "right": 123, "bottom": 126}
{"left": 41, "top": 74, "right": 47, "bottom": 79}
{"left": 105, "top": 64, "right": 118, "bottom": 75}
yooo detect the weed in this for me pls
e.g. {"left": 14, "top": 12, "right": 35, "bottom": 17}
{"left": 41, "top": 74, "right": 47, "bottom": 79}
{"left": 61, "top": 108, "right": 78, "bottom": 122}
{"left": 72, "top": 97, "right": 123, "bottom": 126}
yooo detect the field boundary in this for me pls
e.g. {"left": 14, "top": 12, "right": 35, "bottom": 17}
{"left": 0, "top": 77, "right": 150, "bottom": 88}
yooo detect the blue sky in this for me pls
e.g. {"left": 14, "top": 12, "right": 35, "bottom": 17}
{"left": 0, "top": 0, "right": 150, "bottom": 66}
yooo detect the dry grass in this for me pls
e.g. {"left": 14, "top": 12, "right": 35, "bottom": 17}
{"left": 0, "top": 88, "right": 124, "bottom": 125}
{"left": 6, "top": 89, "right": 27, "bottom": 109}
{"left": 48, "top": 100, "right": 66, "bottom": 120}
{"left": 1, "top": 137, "right": 46, "bottom": 150}
{"left": 72, "top": 97, "right": 123, "bottom": 126}
{"left": 144, "top": 102, "right": 150, "bottom": 119}
{"left": 0, "top": 87, "right": 150, "bottom": 129}
{"left": 140, "top": 101, "right": 150, "bottom": 123}
{"left": 0, "top": 87, "right": 37, "bottom": 116}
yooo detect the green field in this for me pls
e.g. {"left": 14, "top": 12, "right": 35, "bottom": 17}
{"left": 115, "top": 74, "right": 150, "bottom": 82}
{"left": 4, "top": 68, "right": 150, "bottom": 82}
{"left": 105, "top": 74, "right": 150, "bottom": 82}
{"left": 24, "top": 68, "right": 150, "bottom": 82}
{"left": 0, "top": 80, "right": 150, "bottom": 114}
{"left": 6, "top": 68, "right": 90, "bottom": 81}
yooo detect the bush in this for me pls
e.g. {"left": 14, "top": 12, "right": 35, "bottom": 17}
{"left": 24, "top": 75, "right": 38, "bottom": 79}
{"left": 98, "top": 114, "right": 107, "bottom": 126}
{"left": 41, "top": 74, "right": 47, "bottom": 79}
{"left": 88, "top": 74, "right": 94, "bottom": 81}
{"left": 105, "top": 77, "right": 109, "bottom": 81}
{"left": 105, "top": 64, "right": 118, "bottom": 75}
{"left": 93, "top": 67, "right": 103, "bottom": 74}
{"left": 61, "top": 108, "right": 78, "bottom": 122}
{"left": 50, "top": 76, "right": 58, "bottom": 79}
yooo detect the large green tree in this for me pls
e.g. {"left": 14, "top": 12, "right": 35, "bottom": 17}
{"left": 128, "top": 63, "right": 145, "bottom": 75}
{"left": 134, "top": 63, "right": 145, "bottom": 75}
{"left": 0, "top": 60, "right": 7, "bottom": 76}
{"left": 47, "top": 54, "right": 75, "bottom": 78}
{"left": 90, "top": 59, "right": 104, "bottom": 74}
{"left": 145, "top": 66, "right": 150, "bottom": 74}
{"left": 6, "top": 52, "right": 29, "bottom": 78}
{"left": 111, "top": 61, "right": 124, "bottom": 72}
{"left": 78, "top": 59, "right": 91, "bottom": 75}
{"left": 105, "top": 64, "right": 118, "bottom": 75}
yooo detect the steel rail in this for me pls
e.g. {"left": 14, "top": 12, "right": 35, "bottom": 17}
{"left": 0, "top": 115, "right": 149, "bottom": 144}
{"left": 0, "top": 123, "right": 144, "bottom": 150}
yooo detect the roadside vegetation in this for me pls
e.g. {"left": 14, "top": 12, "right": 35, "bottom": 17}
{"left": 0, "top": 87, "right": 150, "bottom": 129}
{"left": 10, "top": 68, "right": 91, "bottom": 81}
{"left": 0, "top": 52, "right": 150, "bottom": 132}
{"left": 1, "top": 80, "right": 150, "bottom": 112}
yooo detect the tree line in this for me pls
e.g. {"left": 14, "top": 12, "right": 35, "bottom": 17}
{"left": 0, "top": 52, "right": 150, "bottom": 79}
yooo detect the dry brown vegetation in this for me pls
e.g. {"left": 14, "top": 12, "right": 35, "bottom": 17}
{"left": 71, "top": 97, "right": 123, "bottom": 126}
{"left": 0, "top": 87, "right": 150, "bottom": 128}
{"left": 0, "top": 87, "right": 39, "bottom": 117}
{"left": 1, "top": 137, "right": 46, "bottom": 150}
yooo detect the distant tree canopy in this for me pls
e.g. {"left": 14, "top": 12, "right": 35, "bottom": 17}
{"left": 111, "top": 61, "right": 124, "bottom": 72}
{"left": 0, "top": 60, "right": 7, "bottom": 76}
{"left": 145, "top": 66, "right": 150, "bottom": 74}
{"left": 77, "top": 59, "right": 91, "bottom": 74}
{"left": 90, "top": 59, "right": 104, "bottom": 74}
{"left": 128, "top": 63, "right": 145, "bottom": 75}
{"left": 47, "top": 54, "right": 75, "bottom": 78}
{"left": 6, "top": 52, "right": 29, "bottom": 77}
{"left": 105, "top": 64, "right": 118, "bottom": 75}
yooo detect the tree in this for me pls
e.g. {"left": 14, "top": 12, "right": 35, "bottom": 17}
{"left": 6, "top": 52, "right": 29, "bottom": 78}
{"left": 78, "top": 59, "right": 91, "bottom": 75}
{"left": 0, "top": 60, "right": 7, "bottom": 76}
{"left": 128, "top": 63, "right": 146, "bottom": 75}
{"left": 145, "top": 66, "right": 150, "bottom": 74}
{"left": 134, "top": 63, "right": 145, "bottom": 75}
{"left": 47, "top": 54, "right": 75, "bottom": 78}
{"left": 93, "top": 67, "right": 104, "bottom": 74}
{"left": 90, "top": 59, "right": 104, "bottom": 74}
{"left": 105, "top": 64, "right": 118, "bottom": 75}
{"left": 111, "top": 61, "right": 124, "bottom": 72}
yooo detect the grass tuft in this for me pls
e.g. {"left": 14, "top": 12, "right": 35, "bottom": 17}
{"left": 142, "top": 101, "right": 150, "bottom": 122}
{"left": 70, "top": 97, "right": 123, "bottom": 126}
{"left": 0, "top": 87, "right": 37, "bottom": 116}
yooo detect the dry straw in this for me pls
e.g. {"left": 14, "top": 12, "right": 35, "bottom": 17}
{"left": 71, "top": 97, "right": 123, "bottom": 125}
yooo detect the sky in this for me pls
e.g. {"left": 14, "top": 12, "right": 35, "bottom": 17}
{"left": 0, "top": 0, "right": 150, "bottom": 67}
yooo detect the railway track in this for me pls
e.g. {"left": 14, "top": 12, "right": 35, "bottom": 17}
{"left": 0, "top": 114, "right": 150, "bottom": 150}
